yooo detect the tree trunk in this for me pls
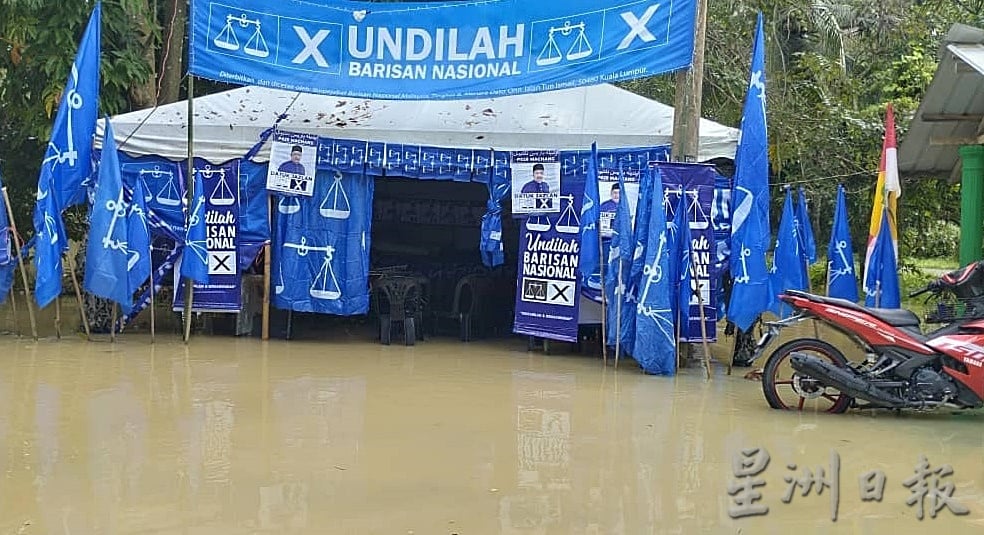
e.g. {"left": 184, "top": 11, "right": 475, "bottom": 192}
{"left": 129, "top": 0, "right": 159, "bottom": 109}
{"left": 159, "top": 0, "right": 187, "bottom": 104}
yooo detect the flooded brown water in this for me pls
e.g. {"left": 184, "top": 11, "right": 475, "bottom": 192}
{"left": 0, "top": 303, "right": 983, "bottom": 534}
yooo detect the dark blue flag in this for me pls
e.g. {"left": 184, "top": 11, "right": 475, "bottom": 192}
{"left": 827, "top": 185, "right": 859, "bottom": 301}
{"left": 633, "top": 165, "right": 675, "bottom": 375}
{"left": 728, "top": 12, "right": 772, "bottom": 331}
{"left": 674, "top": 193, "right": 692, "bottom": 339}
{"left": 580, "top": 143, "right": 601, "bottom": 290}
{"left": 180, "top": 168, "right": 210, "bottom": 283}
{"left": 605, "top": 168, "right": 635, "bottom": 352}
{"left": 36, "top": 3, "right": 100, "bottom": 210}
{"left": 84, "top": 119, "right": 132, "bottom": 307}
{"left": 796, "top": 187, "right": 817, "bottom": 265}
{"left": 628, "top": 166, "right": 655, "bottom": 301}
{"left": 769, "top": 190, "right": 809, "bottom": 317}
{"left": 864, "top": 208, "right": 901, "bottom": 308}
{"left": 126, "top": 178, "right": 151, "bottom": 305}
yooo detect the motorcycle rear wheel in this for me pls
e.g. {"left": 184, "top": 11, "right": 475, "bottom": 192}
{"left": 762, "top": 338, "right": 853, "bottom": 414}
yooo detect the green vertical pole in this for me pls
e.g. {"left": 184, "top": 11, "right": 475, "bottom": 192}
{"left": 959, "top": 145, "right": 984, "bottom": 266}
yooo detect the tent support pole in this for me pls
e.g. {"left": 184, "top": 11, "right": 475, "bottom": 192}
{"left": 262, "top": 195, "right": 271, "bottom": 340}
{"left": 183, "top": 75, "right": 196, "bottom": 344}
{"left": 3, "top": 187, "right": 37, "bottom": 340}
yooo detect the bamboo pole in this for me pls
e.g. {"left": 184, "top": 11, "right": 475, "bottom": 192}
{"left": 262, "top": 242, "right": 271, "bottom": 340}
{"left": 149, "top": 243, "right": 156, "bottom": 343}
{"left": 183, "top": 74, "right": 196, "bottom": 344}
{"left": 8, "top": 286, "right": 19, "bottom": 337}
{"left": 65, "top": 253, "right": 90, "bottom": 340}
{"left": 599, "top": 232, "right": 608, "bottom": 366}
{"left": 110, "top": 303, "right": 117, "bottom": 343}
{"left": 614, "top": 257, "right": 623, "bottom": 369}
{"left": 2, "top": 187, "right": 37, "bottom": 340}
{"left": 54, "top": 292, "right": 61, "bottom": 339}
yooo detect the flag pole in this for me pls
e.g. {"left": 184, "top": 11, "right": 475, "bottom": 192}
{"left": 183, "top": 74, "right": 196, "bottom": 343}
{"left": 54, "top": 290, "right": 61, "bottom": 339}
{"left": 615, "top": 257, "right": 622, "bottom": 369}
{"left": 599, "top": 233, "right": 608, "bottom": 366}
{"left": 8, "top": 280, "right": 19, "bottom": 337}
{"left": 65, "top": 254, "right": 90, "bottom": 340}
{"left": 2, "top": 187, "right": 37, "bottom": 340}
{"left": 110, "top": 303, "right": 117, "bottom": 342}
{"left": 149, "top": 244, "right": 156, "bottom": 343}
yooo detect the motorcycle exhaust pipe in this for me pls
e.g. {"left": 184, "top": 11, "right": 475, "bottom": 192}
{"left": 789, "top": 353, "right": 906, "bottom": 407}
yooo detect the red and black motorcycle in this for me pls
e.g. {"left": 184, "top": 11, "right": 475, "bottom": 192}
{"left": 753, "top": 261, "right": 984, "bottom": 414}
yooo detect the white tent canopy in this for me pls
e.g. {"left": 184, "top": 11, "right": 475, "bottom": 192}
{"left": 96, "top": 83, "right": 738, "bottom": 164}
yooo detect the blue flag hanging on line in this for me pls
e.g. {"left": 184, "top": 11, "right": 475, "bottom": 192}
{"left": 633, "top": 165, "right": 675, "bottom": 375}
{"left": 84, "top": 119, "right": 132, "bottom": 308}
{"left": 606, "top": 168, "right": 635, "bottom": 352}
{"left": 628, "top": 166, "right": 655, "bottom": 301}
{"left": 673, "top": 193, "right": 692, "bottom": 341}
{"left": 796, "top": 187, "right": 817, "bottom": 265}
{"left": 126, "top": 178, "right": 152, "bottom": 306}
{"left": 770, "top": 189, "right": 809, "bottom": 317}
{"left": 827, "top": 185, "right": 859, "bottom": 301}
{"left": 864, "top": 208, "right": 901, "bottom": 308}
{"left": 36, "top": 3, "right": 101, "bottom": 211}
{"left": 579, "top": 143, "right": 601, "bottom": 291}
{"left": 180, "top": 168, "right": 210, "bottom": 284}
{"left": 189, "top": 0, "right": 698, "bottom": 101}
{"left": 728, "top": 12, "right": 772, "bottom": 331}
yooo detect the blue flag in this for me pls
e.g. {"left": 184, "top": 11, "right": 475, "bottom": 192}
{"left": 674, "top": 193, "right": 692, "bottom": 339}
{"left": 36, "top": 3, "right": 101, "bottom": 211}
{"left": 770, "top": 190, "right": 809, "bottom": 317}
{"left": 33, "top": 179, "right": 68, "bottom": 308}
{"left": 728, "top": 12, "right": 772, "bottom": 331}
{"left": 796, "top": 187, "right": 817, "bottom": 265}
{"left": 605, "top": 168, "right": 635, "bottom": 352}
{"left": 633, "top": 166, "right": 675, "bottom": 375}
{"left": 579, "top": 143, "right": 601, "bottom": 290}
{"left": 180, "top": 168, "right": 209, "bottom": 283}
{"left": 827, "top": 185, "right": 859, "bottom": 301}
{"left": 126, "top": 178, "right": 151, "bottom": 304}
{"left": 628, "top": 166, "right": 655, "bottom": 300}
{"left": 0, "top": 168, "right": 10, "bottom": 266}
{"left": 864, "top": 208, "right": 901, "bottom": 308}
{"left": 84, "top": 119, "right": 132, "bottom": 307}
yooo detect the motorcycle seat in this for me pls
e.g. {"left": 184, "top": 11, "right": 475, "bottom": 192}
{"left": 785, "top": 290, "right": 921, "bottom": 328}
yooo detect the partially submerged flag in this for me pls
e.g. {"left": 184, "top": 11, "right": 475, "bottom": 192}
{"left": 728, "top": 12, "right": 772, "bottom": 331}
{"left": 84, "top": 119, "right": 132, "bottom": 307}
{"left": 605, "top": 168, "right": 634, "bottom": 352}
{"left": 579, "top": 143, "right": 601, "bottom": 290}
{"left": 33, "top": 4, "right": 101, "bottom": 308}
{"left": 863, "top": 103, "right": 902, "bottom": 297}
{"left": 827, "top": 185, "right": 859, "bottom": 301}
{"left": 126, "top": 178, "right": 151, "bottom": 304}
{"left": 796, "top": 187, "right": 817, "bottom": 265}
{"left": 770, "top": 189, "right": 809, "bottom": 317}
{"left": 180, "top": 168, "right": 209, "bottom": 283}
{"left": 633, "top": 166, "right": 675, "bottom": 375}
{"left": 864, "top": 208, "right": 901, "bottom": 308}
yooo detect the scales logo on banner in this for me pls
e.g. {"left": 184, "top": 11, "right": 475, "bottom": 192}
{"left": 174, "top": 161, "right": 242, "bottom": 312}
{"left": 514, "top": 163, "right": 583, "bottom": 343}
{"left": 266, "top": 131, "right": 319, "bottom": 196}
{"left": 189, "top": 0, "right": 697, "bottom": 100}
{"left": 511, "top": 151, "right": 561, "bottom": 216}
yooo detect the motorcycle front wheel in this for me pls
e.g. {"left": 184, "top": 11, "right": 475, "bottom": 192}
{"left": 762, "top": 338, "right": 853, "bottom": 414}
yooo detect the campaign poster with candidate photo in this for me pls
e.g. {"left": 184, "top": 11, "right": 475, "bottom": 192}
{"left": 511, "top": 151, "right": 561, "bottom": 215}
{"left": 597, "top": 169, "right": 641, "bottom": 238}
{"left": 266, "top": 131, "right": 319, "bottom": 197}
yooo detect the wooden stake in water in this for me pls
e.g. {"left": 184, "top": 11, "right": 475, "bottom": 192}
{"left": 54, "top": 292, "right": 61, "bottom": 339}
{"left": 65, "top": 253, "right": 90, "bottom": 340}
{"left": 599, "top": 230, "right": 608, "bottom": 366}
{"left": 110, "top": 303, "right": 117, "bottom": 343}
{"left": 2, "top": 187, "right": 37, "bottom": 340}
{"left": 615, "top": 257, "right": 623, "bottom": 369}
{"left": 149, "top": 243, "right": 156, "bottom": 344}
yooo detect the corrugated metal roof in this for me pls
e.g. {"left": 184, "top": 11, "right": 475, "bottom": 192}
{"left": 898, "top": 25, "right": 984, "bottom": 180}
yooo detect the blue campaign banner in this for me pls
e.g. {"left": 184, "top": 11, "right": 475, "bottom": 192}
{"left": 189, "top": 0, "right": 697, "bottom": 100}
{"left": 514, "top": 175, "right": 584, "bottom": 343}
{"left": 119, "top": 155, "right": 186, "bottom": 237}
{"left": 272, "top": 170, "right": 373, "bottom": 315}
{"left": 174, "top": 160, "right": 243, "bottom": 312}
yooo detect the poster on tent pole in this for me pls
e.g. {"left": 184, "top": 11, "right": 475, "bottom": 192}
{"left": 188, "top": 0, "right": 697, "bottom": 101}
{"left": 266, "top": 131, "right": 319, "bottom": 196}
{"left": 174, "top": 160, "right": 242, "bottom": 313}
{"left": 513, "top": 169, "right": 583, "bottom": 343}
{"left": 511, "top": 151, "right": 561, "bottom": 215}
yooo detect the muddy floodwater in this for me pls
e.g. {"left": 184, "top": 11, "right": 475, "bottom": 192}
{"left": 0, "top": 321, "right": 983, "bottom": 534}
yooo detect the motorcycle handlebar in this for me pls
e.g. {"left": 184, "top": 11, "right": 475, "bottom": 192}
{"left": 908, "top": 285, "right": 933, "bottom": 298}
